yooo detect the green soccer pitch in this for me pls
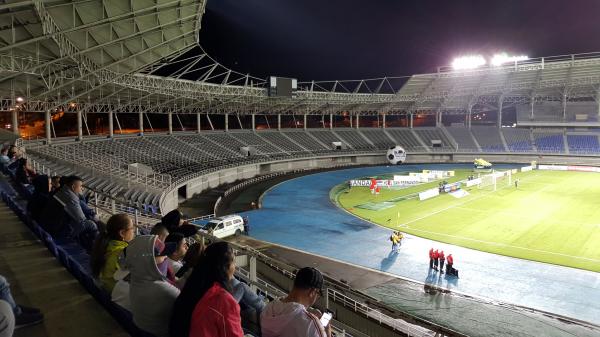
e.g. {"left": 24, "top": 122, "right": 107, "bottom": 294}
{"left": 333, "top": 169, "right": 600, "bottom": 272}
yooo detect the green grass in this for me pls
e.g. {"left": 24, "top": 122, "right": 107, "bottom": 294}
{"left": 334, "top": 169, "right": 600, "bottom": 272}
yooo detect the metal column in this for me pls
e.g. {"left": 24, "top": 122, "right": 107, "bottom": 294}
{"left": 168, "top": 112, "right": 173, "bottom": 134}
{"left": 225, "top": 113, "right": 229, "bottom": 131}
{"left": 11, "top": 110, "right": 18, "bottom": 136}
{"left": 277, "top": 114, "right": 281, "bottom": 130}
{"left": 197, "top": 113, "right": 201, "bottom": 133}
{"left": 77, "top": 109, "right": 83, "bottom": 140}
{"left": 498, "top": 97, "right": 504, "bottom": 128}
{"left": 45, "top": 110, "right": 52, "bottom": 144}
{"left": 410, "top": 113, "right": 414, "bottom": 128}
{"left": 251, "top": 114, "right": 256, "bottom": 130}
{"left": 108, "top": 111, "right": 114, "bottom": 137}
{"left": 382, "top": 113, "right": 386, "bottom": 128}
{"left": 355, "top": 114, "right": 359, "bottom": 129}
{"left": 303, "top": 114, "right": 307, "bottom": 130}
{"left": 139, "top": 112, "right": 144, "bottom": 134}
{"left": 329, "top": 114, "right": 333, "bottom": 129}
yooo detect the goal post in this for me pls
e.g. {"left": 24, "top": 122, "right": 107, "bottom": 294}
{"left": 478, "top": 170, "right": 511, "bottom": 191}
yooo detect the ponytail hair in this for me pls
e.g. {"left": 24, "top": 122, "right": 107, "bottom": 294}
{"left": 90, "top": 214, "right": 132, "bottom": 277}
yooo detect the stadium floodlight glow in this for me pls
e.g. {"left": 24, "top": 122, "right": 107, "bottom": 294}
{"left": 491, "top": 53, "right": 529, "bottom": 66}
{"left": 452, "top": 55, "right": 486, "bottom": 70}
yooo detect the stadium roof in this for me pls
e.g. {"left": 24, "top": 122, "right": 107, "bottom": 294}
{"left": 1, "top": 1, "right": 600, "bottom": 116}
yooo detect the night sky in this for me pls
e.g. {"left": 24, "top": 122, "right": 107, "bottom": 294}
{"left": 199, "top": 0, "right": 600, "bottom": 81}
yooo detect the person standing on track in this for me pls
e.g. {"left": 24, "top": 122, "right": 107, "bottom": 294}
{"left": 433, "top": 249, "right": 439, "bottom": 271}
{"left": 439, "top": 251, "right": 445, "bottom": 274}
{"left": 446, "top": 254, "right": 454, "bottom": 275}
{"left": 429, "top": 248, "right": 434, "bottom": 269}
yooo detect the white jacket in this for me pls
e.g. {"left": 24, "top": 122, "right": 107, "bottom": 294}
{"left": 261, "top": 299, "right": 326, "bottom": 337}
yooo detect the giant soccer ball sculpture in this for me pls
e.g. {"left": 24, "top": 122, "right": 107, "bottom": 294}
{"left": 386, "top": 145, "right": 407, "bottom": 165}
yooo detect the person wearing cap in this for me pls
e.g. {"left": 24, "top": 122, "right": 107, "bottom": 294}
{"left": 261, "top": 267, "right": 331, "bottom": 337}
{"left": 170, "top": 241, "right": 244, "bottom": 337}
{"left": 124, "top": 235, "right": 180, "bottom": 337}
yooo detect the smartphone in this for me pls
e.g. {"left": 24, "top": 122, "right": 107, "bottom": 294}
{"left": 320, "top": 311, "right": 333, "bottom": 327}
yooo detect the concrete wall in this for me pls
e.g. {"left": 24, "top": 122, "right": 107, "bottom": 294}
{"left": 159, "top": 151, "right": 600, "bottom": 214}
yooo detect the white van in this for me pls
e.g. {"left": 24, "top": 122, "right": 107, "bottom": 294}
{"left": 203, "top": 215, "right": 245, "bottom": 239}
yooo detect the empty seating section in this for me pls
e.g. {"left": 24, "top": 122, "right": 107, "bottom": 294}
{"left": 333, "top": 129, "right": 375, "bottom": 150}
{"left": 179, "top": 133, "right": 245, "bottom": 159}
{"left": 471, "top": 126, "right": 506, "bottom": 152}
{"left": 308, "top": 130, "right": 347, "bottom": 150}
{"left": 384, "top": 129, "right": 423, "bottom": 151}
{"left": 502, "top": 128, "right": 534, "bottom": 152}
{"left": 257, "top": 131, "right": 307, "bottom": 153}
{"left": 413, "top": 128, "right": 454, "bottom": 150}
{"left": 281, "top": 131, "right": 330, "bottom": 152}
{"left": 360, "top": 129, "right": 396, "bottom": 149}
{"left": 446, "top": 127, "right": 478, "bottom": 151}
{"left": 567, "top": 134, "right": 600, "bottom": 153}
{"left": 534, "top": 132, "right": 565, "bottom": 153}
{"left": 228, "top": 132, "right": 284, "bottom": 155}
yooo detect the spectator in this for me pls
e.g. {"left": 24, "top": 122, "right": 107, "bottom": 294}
{"left": 40, "top": 175, "right": 99, "bottom": 250}
{"left": 433, "top": 249, "right": 439, "bottom": 271}
{"left": 243, "top": 216, "right": 250, "bottom": 235}
{"left": 170, "top": 242, "right": 244, "bottom": 337}
{"left": 79, "top": 194, "right": 98, "bottom": 222}
{"left": 0, "top": 299, "right": 14, "bottom": 337}
{"left": 125, "top": 236, "right": 179, "bottom": 337}
{"left": 0, "top": 275, "right": 43, "bottom": 329}
{"left": 161, "top": 209, "right": 198, "bottom": 237}
{"left": 165, "top": 233, "right": 188, "bottom": 275}
{"left": 439, "top": 251, "right": 445, "bottom": 274}
{"left": 26, "top": 175, "right": 51, "bottom": 223}
{"left": 175, "top": 241, "right": 205, "bottom": 287}
{"left": 261, "top": 267, "right": 330, "bottom": 337}
{"left": 90, "top": 214, "right": 135, "bottom": 292}
{"left": 50, "top": 176, "right": 61, "bottom": 193}
{"left": 15, "top": 158, "right": 35, "bottom": 185}
{"left": 6, "top": 146, "right": 17, "bottom": 161}
{"left": 150, "top": 224, "right": 169, "bottom": 244}
{"left": 0, "top": 148, "right": 9, "bottom": 165}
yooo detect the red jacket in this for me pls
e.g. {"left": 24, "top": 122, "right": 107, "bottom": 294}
{"left": 447, "top": 255, "right": 454, "bottom": 265}
{"left": 190, "top": 283, "right": 244, "bottom": 337}
{"left": 429, "top": 248, "right": 434, "bottom": 259}
{"left": 433, "top": 250, "right": 439, "bottom": 259}
{"left": 439, "top": 251, "right": 445, "bottom": 260}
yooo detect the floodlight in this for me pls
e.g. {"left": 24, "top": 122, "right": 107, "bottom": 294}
{"left": 15, "top": 97, "right": 24, "bottom": 103}
{"left": 452, "top": 55, "right": 486, "bottom": 70}
{"left": 491, "top": 53, "right": 528, "bottom": 66}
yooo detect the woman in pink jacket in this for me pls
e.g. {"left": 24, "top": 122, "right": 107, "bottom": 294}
{"left": 170, "top": 241, "right": 244, "bottom": 337}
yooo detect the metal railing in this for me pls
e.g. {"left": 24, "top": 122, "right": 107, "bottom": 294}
{"left": 327, "top": 288, "right": 437, "bottom": 337}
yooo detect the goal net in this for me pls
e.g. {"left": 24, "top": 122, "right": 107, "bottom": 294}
{"left": 478, "top": 170, "right": 512, "bottom": 191}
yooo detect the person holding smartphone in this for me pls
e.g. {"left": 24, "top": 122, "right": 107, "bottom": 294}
{"left": 261, "top": 267, "right": 332, "bottom": 337}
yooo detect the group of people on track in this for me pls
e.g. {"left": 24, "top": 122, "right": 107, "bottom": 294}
{"left": 429, "top": 248, "right": 458, "bottom": 277}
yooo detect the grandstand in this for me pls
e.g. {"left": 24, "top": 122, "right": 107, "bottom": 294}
{"left": 2, "top": 1, "right": 600, "bottom": 336}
